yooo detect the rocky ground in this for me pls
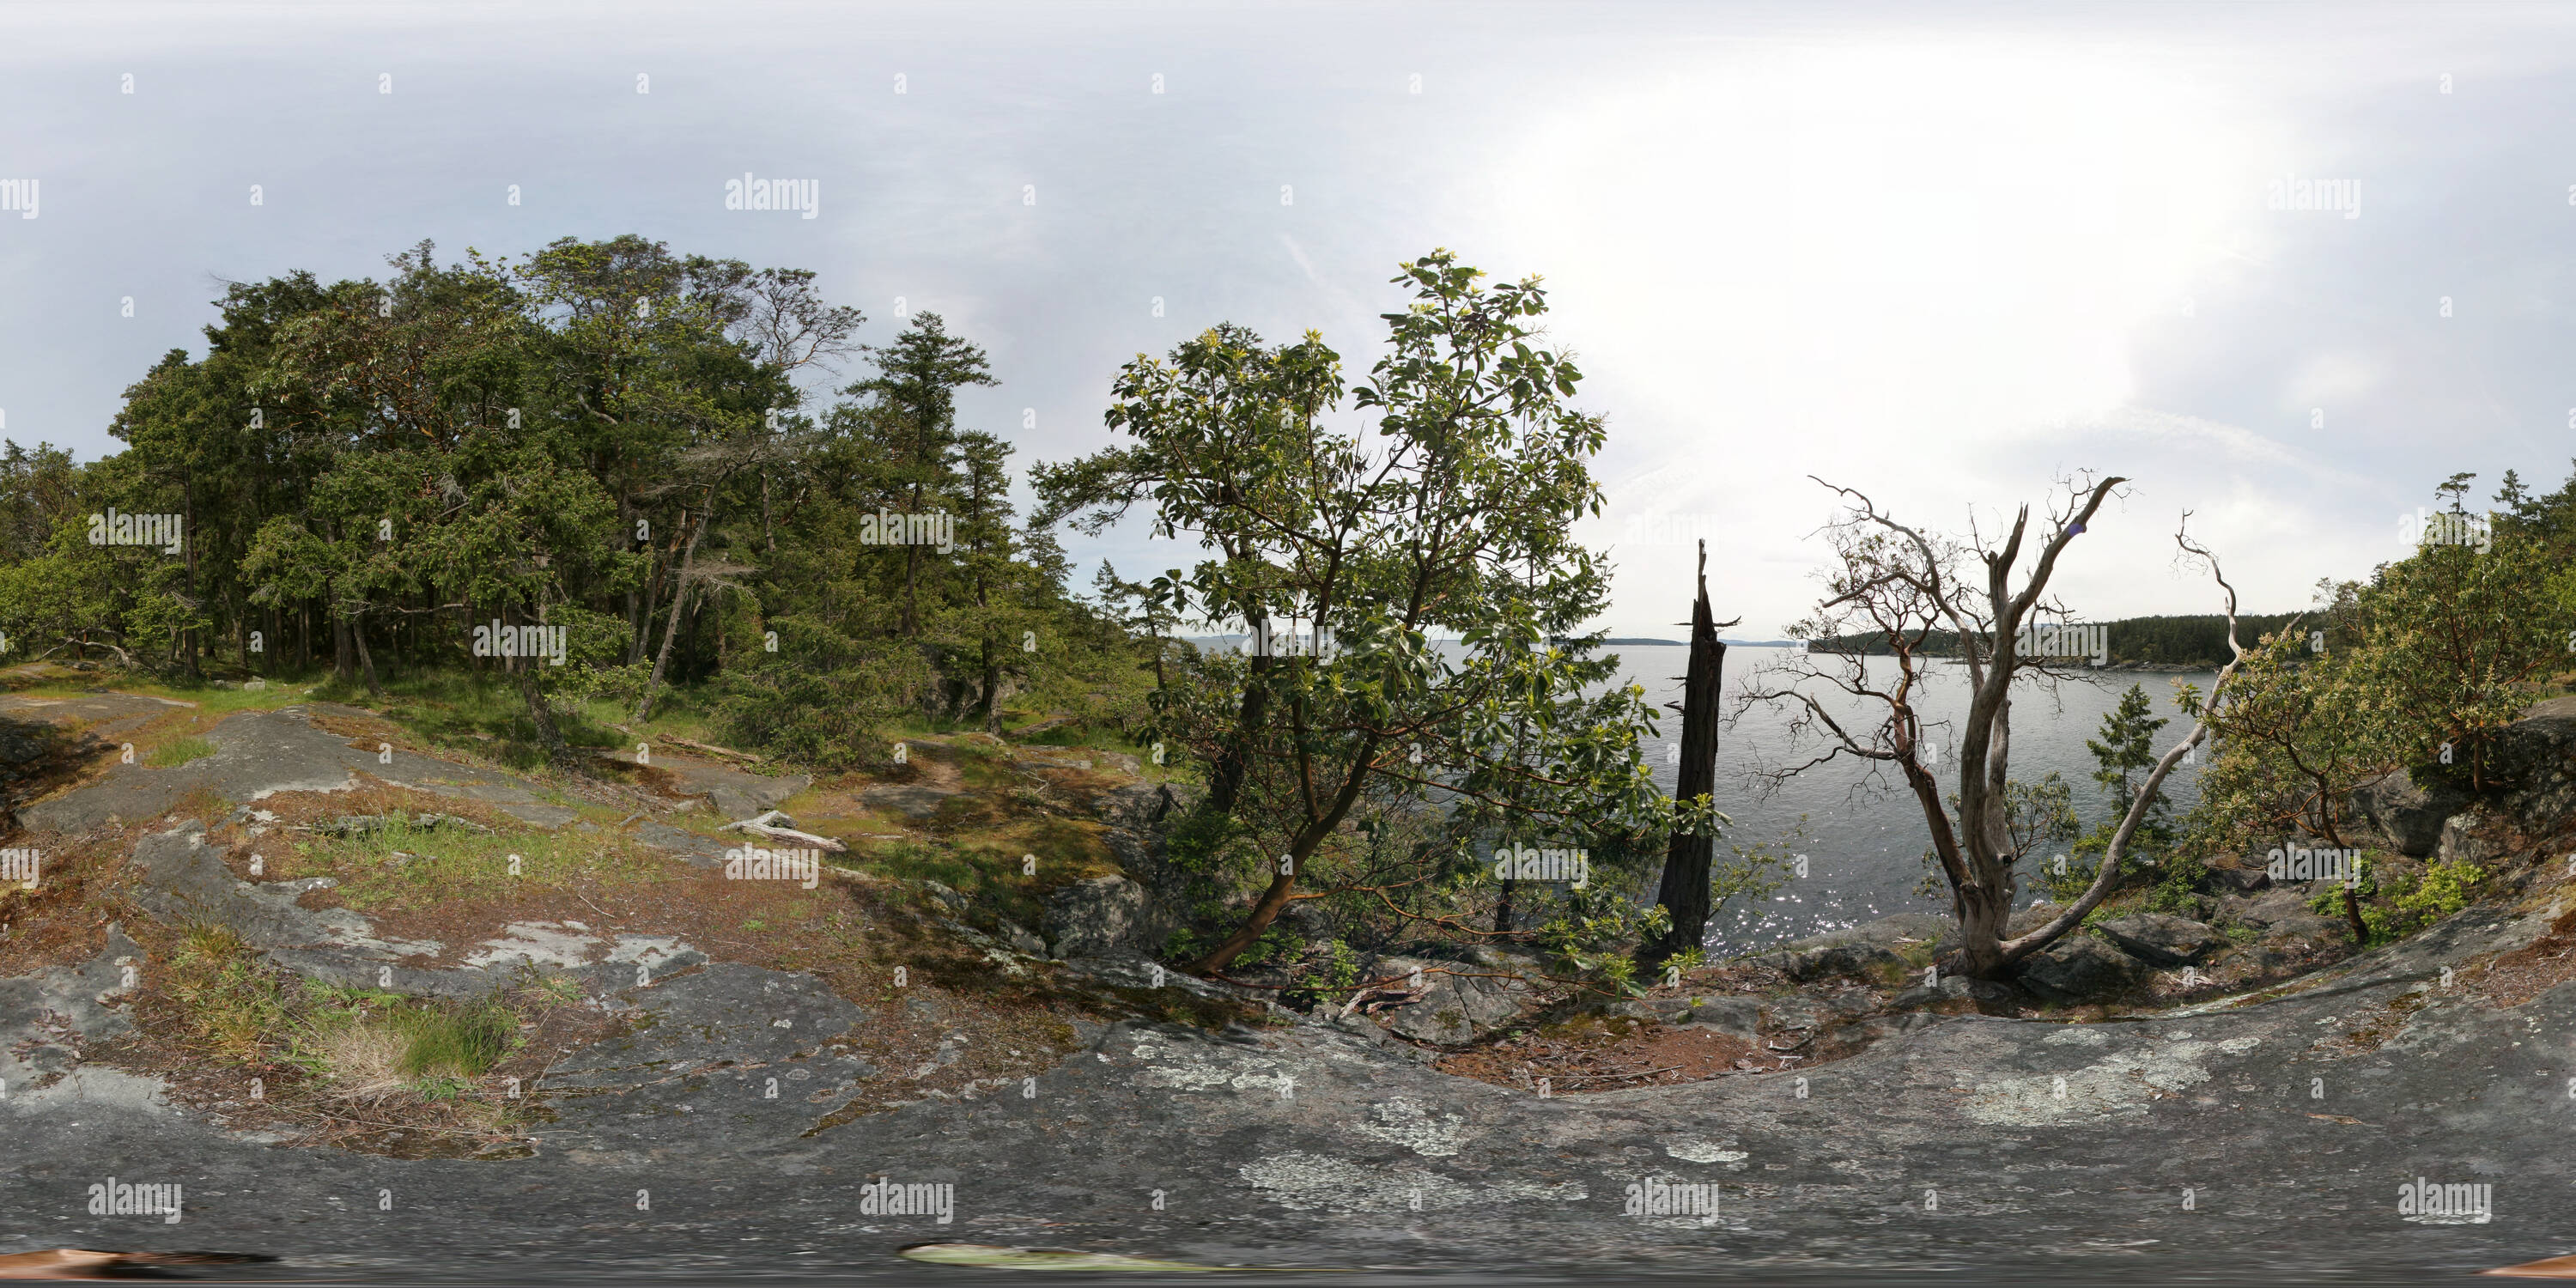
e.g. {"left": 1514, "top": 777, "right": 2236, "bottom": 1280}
{"left": 3, "top": 676, "right": 2575, "bottom": 1281}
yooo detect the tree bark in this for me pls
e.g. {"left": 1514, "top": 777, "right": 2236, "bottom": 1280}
{"left": 511, "top": 654, "right": 580, "bottom": 771}
{"left": 979, "top": 639, "right": 1005, "bottom": 735}
{"left": 635, "top": 507, "right": 704, "bottom": 723}
{"left": 1640, "top": 543, "right": 1730, "bottom": 968}
{"left": 635, "top": 507, "right": 684, "bottom": 667}
{"left": 1188, "top": 731, "right": 1381, "bottom": 975}
{"left": 1204, "top": 613, "right": 1273, "bottom": 814}
{"left": 1940, "top": 481, "right": 2124, "bottom": 976}
{"left": 349, "top": 611, "right": 384, "bottom": 698}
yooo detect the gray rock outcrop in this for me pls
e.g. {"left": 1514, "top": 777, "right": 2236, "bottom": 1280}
{"left": 1043, "top": 874, "right": 1172, "bottom": 960}
{"left": 2095, "top": 913, "right": 2226, "bottom": 967}
{"left": 1364, "top": 947, "right": 1547, "bottom": 1045}
{"left": 2348, "top": 769, "right": 2473, "bottom": 857}
{"left": 1751, "top": 913, "right": 1947, "bottom": 985}
{"left": 2014, "top": 933, "right": 2147, "bottom": 1002}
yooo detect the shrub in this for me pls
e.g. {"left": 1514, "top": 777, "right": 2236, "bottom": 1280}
{"left": 2379, "top": 860, "right": 2487, "bottom": 939}
{"left": 2143, "top": 850, "right": 2208, "bottom": 915}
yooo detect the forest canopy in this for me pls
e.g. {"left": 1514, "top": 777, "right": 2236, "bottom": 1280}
{"left": 0, "top": 236, "right": 1137, "bottom": 767}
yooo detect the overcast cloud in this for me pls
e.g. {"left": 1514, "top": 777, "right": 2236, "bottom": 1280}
{"left": 4, "top": 1, "right": 2572, "bottom": 636}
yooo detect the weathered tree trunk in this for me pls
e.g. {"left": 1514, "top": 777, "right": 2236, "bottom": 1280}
{"left": 1640, "top": 543, "right": 1730, "bottom": 969}
{"left": 634, "top": 508, "right": 683, "bottom": 667}
{"left": 332, "top": 615, "right": 355, "bottom": 684}
{"left": 979, "top": 639, "right": 1005, "bottom": 735}
{"left": 1952, "top": 870, "right": 2014, "bottom": 977}
{"left": 349, "top": 612, "right": 384, "bottom": 698}
{"left": 635, "top": 507, "right": 704, "bottom": 723}
{"left": 511, "top": 655, "right": 580, "bottom": 771}
{"left": 1204, "top": 612, "right": 1273, "bottom": 814}
{"left": 1188, "top": 731, "right": 1381, "bottom": 975}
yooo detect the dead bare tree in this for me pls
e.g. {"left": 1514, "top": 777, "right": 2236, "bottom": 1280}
{"left": 1637, "top": 540, "right": 1740, "bottom": 969}
{"left": 1735, "top": 474, "right": 2257, "bottom": 978}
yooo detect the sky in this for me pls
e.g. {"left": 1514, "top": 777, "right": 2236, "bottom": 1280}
{"left": 3, "top": 1, "right": 2573, "bottom": 638}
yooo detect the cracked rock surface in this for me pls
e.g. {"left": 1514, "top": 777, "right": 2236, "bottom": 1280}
{"left": 19, "top": 703, "right": 579, "bottom": 834}
{"left": 4, "top": 700, "right": 2573, "bottom": 1280}
{"left": 5, "top": 883, "right": 2573, "bottom": 1279}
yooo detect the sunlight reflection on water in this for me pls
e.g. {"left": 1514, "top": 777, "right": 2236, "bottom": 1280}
{"left": 1607, "top": 646, "right": 2216, "bottom": 953}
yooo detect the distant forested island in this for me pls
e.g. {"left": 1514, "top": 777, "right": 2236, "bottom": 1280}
{"left": 1807, "top": 613, "right": 2304, "bottom": 666}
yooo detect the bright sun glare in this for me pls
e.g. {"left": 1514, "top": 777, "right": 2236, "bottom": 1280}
{"left": 1502, "top": 39, "right": 2271, "bottom": 441}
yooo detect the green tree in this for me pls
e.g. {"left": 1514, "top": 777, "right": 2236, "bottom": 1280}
{"left": 1035, "top": 321, "right": 1340, "bottom": 815}
{"left": 1041, "top": 251, "right": 1683, "bottom": 975}
{"left": 851, "top": 313, "right": 996, "bottom": 639}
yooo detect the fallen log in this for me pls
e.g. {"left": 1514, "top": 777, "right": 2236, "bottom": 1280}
{"left": 717, "top": 808, "right": 847, "bottom": 853}
{"left": 608, "top": 726, "right": 768, "bottom": 763}
{"left": 665, "top": 734, "right": 765, "bottom": 763}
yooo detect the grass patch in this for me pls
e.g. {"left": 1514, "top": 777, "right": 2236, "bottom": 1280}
{"left": 146, "top": 734, "right": 217, "bottom": 767}
{"left": 165, "top": 922, "right": 290, "bottom": 1062}
{"left": 163, "top": 924, "right": 522, "bottom": 1097}
{"left": 324, "top": 671, "right": 775, "bottom": 775}
{"left": 1002, "top": 715, "right": 1138, "bottom": 751}
{"left": 852, "top": 836, "right": 982, "bottom": 892}
{"left": 569, "top": 690, "right": 725, "bottom": 747}
{"left": 283, "top": 984, "right": 532, "bottom": 1112}
{"left": 14, "top": 673, "right": 319, "bottom": 716}
{"left": 270, "top": 811, "right": 672, "bottom": 911}
{"left": 393, "top": 994, "right": 519, "bottom": 1080}
{"left": 847, "top": 816, "right": 1119, "bottom": 933}
{"left": 310, "top": 671, "right": 623, "bottom": 771}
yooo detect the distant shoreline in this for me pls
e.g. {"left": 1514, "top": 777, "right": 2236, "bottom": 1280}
{"left": 1603, "top": 638, "right": 1801, "bottom": 647}
{"left": 1188, "top": 635, "right": 2216, "bottom": 670}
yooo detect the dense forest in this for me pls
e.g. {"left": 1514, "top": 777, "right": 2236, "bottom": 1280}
{"left": 0, "top": 237, "right": 1139, "bottom": 768}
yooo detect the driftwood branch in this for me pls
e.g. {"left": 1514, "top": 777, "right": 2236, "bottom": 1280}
{"left": 718, "top": 809, "right": 847, "bottom": 853}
